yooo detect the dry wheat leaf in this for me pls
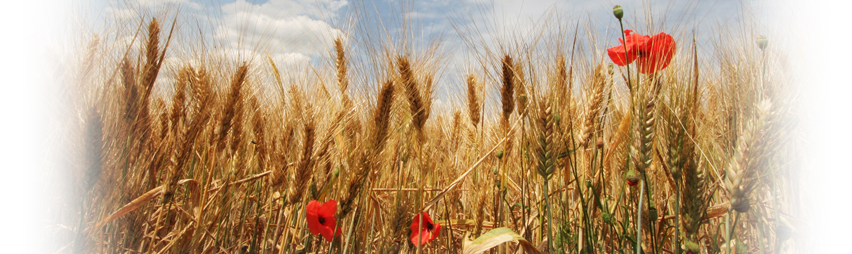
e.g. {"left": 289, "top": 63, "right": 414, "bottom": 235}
{"left": 462, "top": 227, "right": 540, "bottom": 254}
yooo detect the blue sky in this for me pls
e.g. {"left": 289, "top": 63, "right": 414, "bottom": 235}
{"left": 22, "top": 0, "right": 827, "bottom": 112}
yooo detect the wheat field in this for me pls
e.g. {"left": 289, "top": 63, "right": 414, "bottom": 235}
{"left": 42, "top": 2, "right": 804, "bottom": 253}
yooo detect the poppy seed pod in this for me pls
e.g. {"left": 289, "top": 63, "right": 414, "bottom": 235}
{"left": 757, "top": 36, "right": 768, "bottom": 50}
{"left": 613, "top": 5, "right": 624, "bottom": 20}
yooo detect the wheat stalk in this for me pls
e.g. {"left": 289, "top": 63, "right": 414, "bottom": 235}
{"left": 217, "top": 63, "right": 249, "bottom": 152}
{"left": 467, "top": 74, "right": 481, "bottom": 127}
{"left": 500, "top": 55, "right": 515, "bottom": 130}
{"left": 579, "top": 63, "right": 607, "bottom": 147}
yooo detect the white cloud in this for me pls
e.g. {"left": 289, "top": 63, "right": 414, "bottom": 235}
{"left": 215, "top": 0, "right": 345, "bottom": 58}
{"left": 136, "top": 0, "right": 202, "bottom": 10}
{"left": 269, "top": 52, "right": 311, "bottom": 67}
{"left": 105, "top": 7, "right": 137, "bottom": 20}
{"left": 221, "top": 0, "right": 347, "bottom": 19}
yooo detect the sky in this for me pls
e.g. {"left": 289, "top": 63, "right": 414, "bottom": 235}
{"left": 22, "top": 0, "right": 827, "bottom": 112}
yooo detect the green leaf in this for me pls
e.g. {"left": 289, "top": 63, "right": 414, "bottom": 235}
{"left": 462, "top": 227, "right": 541, "bottom": 254}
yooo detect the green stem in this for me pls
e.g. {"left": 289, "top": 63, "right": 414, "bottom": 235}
{"left": 641, "top": 172, "right": 657, "bottom": 252}
{"left": 636, "top": 180, "right": 644, "bottom": 254}
{"left": 618, "top": 19, "right": 633, "bottom": 94}
{"left": 568, "top": 144, "right": 592, "bottom": 252}
{"left": 544, "top": 178, "right": 555, "bottom": 253}
{"left": 726, "top": 209, "right": 732, "bottom": 254}
{"left": 674, "top": 182, "right": 680, "bottom": 254}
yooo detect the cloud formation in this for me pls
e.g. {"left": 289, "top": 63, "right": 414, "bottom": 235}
{"left": 216, "top": 0, "right": 346, "bottom": 58}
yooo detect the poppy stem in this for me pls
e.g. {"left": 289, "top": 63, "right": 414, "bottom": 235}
{"left": 618, "top": 19, "right": 633, "bottom": 94}
{"left": 726, "top": 208, "right": 732, "bottom": 254}
{"left": 636, "top": 179, "right": 644, "bottom": 254}
{"left": 674, "top": 182, "right": 680, "bottom": 254}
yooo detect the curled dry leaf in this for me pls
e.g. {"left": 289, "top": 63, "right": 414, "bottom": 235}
{"left": 462, "top": 227, "right": 540, "bottom": 254}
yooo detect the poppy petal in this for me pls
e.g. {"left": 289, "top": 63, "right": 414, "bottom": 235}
{"left": 431, "top": 223, "right": 442, "bottom": 241}
{"left": 607, "top": 45, "right": 632, "bottom": 66}
{"left": 320, "top": 216, "right": 338, "bottom": 241}
{"left": 410, "top": 212, "right": 438, "bottom": 246}
{"left": 624, "top": 30, "right": 651, "bottom": 52}
{"left": 306, "top": 200, "right": 340, "bottom": 242}
{"left": 637, "top": 32, "right": 676, "bottom": 74}
{"left": 319, "top": 200, "right": 338, "bottom": 217}
{"left": 411, "top": 230, "right": 425, "bottom": 246}
{"left": 608, "top": 30, "right": 649, "bottom": 66}
{"left": 306, "top": 201, "right": 326, "bottom": 236}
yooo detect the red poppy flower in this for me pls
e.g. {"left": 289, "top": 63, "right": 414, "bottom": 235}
{"left": 410, "top": 212, "right": 441, "bottom": 246}
{"left": 306, "top": 200, "right": 342, "bottom": 242}
{"left": 607, "top": 30, "right": 676, "bottom": 74}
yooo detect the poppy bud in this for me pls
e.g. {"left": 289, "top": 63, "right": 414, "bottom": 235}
{"left": 776, "top": 217, "right": 794, "bottom": 242}
{"left": 596, "top": 137, "right": 604, "bottom": 148}
{"left": 553, "top": 112, "right": 561, "bottom": 124}
{"left": 585, "top": 179, "right": 593, "bottom": 189}
{"left": 732, "top": 198, "right": 751, "bottom": 213}
{"left": 683, "top": 240, "right": 700, "bottom": 254}
{"left": 757, "top": 36, "right": 768, "bottom": 50}
{"left": 602, "top": 212, "right": 614, "bottom": 224}
{"left": 613, "top": 5, "right": 624, "bottom": 20}
{"left": 626, "top": 169, "right": 640, "bottom": 186}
